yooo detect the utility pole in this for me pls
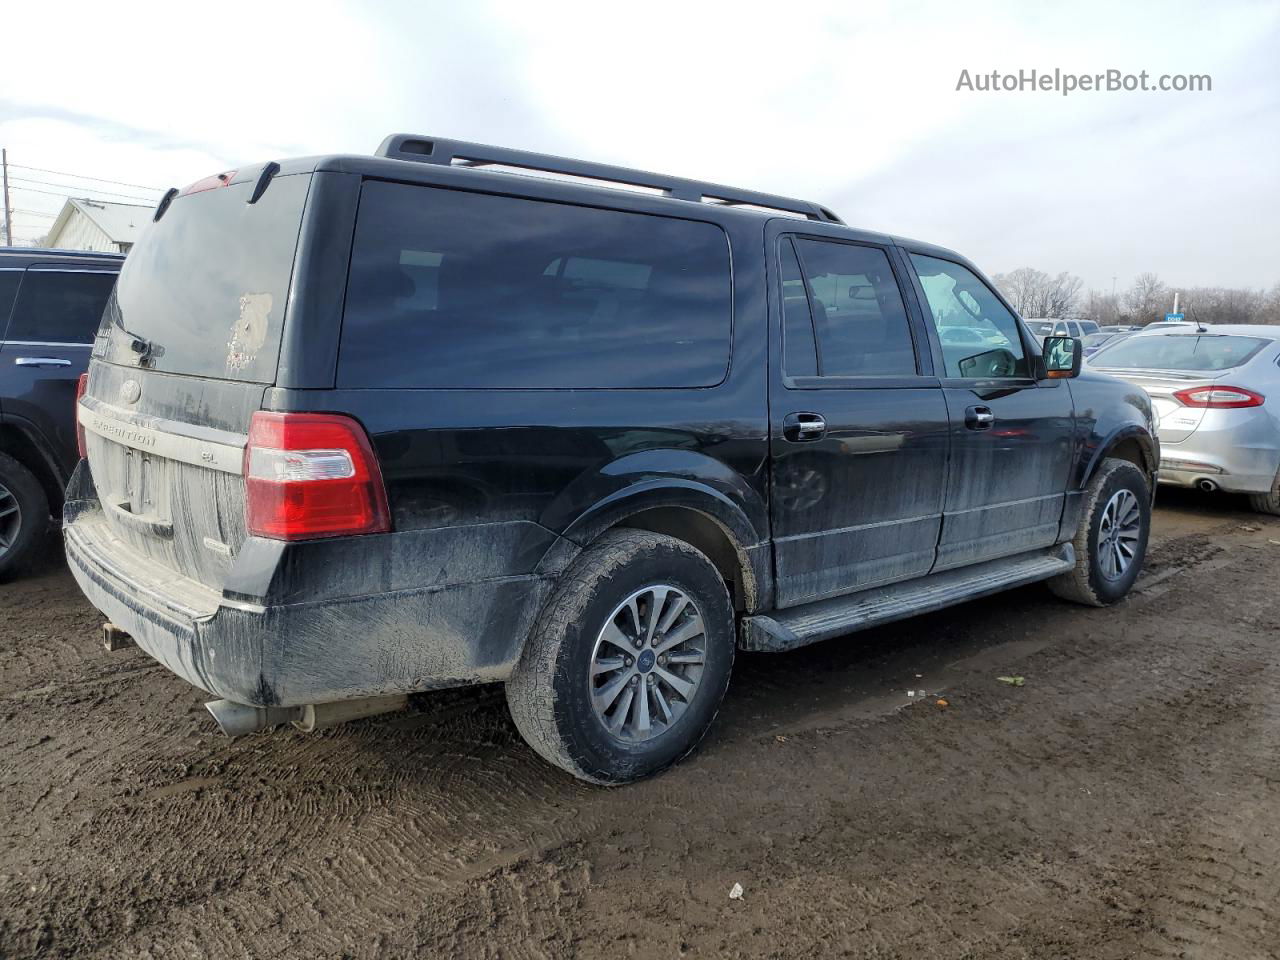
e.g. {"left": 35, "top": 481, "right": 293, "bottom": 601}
{"left": 1, "top": 149, "right": 12, "bottom": 247}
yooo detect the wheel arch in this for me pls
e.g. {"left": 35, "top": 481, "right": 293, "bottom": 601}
{"left": 1084, "top": 426, "right": 1158, "bottom": 491}
{"left": 539, "top": 478, "right": 771, "bottom": 614}
{"left": 0, "top": 417, "right": 67, "bottom": 519}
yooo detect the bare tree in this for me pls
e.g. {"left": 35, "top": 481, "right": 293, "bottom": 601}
{"left": 992, "top": 267, "right": 1083, "bottom": 317}
{"left": 1124, "top": 273, "right": 1169, "bottom": 325}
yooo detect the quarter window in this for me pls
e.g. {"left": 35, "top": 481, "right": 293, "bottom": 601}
{"left": 7, "top": 270, "right": 117, "bottom": 343}
{"left": 339, "top": 182, "right": 732, "bottom": 389}
{"left": 785, "top": 238, "right": 917, "bottom": 377}
{"left": 911, "top": 255, "right": 1029, "bottom": 379}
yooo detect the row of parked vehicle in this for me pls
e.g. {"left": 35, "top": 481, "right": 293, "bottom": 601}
{"left": 2, "top": 135, "right": 1276, "bottom": 783}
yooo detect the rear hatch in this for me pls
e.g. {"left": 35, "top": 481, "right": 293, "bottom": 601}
{"left": 79, "top": 168, "right": 312, "bottom": 594}
{"left": 1089, "top": 333, "right": 1271, "bottom": 444}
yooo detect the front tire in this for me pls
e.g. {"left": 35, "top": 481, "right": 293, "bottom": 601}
{"left": 506, "top": 529, "right": 735, "bottom": 785}
{"left": 0, "top": 452, "right": 49, "bottom": 581}
{"left": 1048, "top": 458, "right": 1150, "bottom": 606}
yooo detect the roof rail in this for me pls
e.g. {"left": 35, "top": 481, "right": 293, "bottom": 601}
{"left": 375, "top": 134, "right": 843, "bottom": 224}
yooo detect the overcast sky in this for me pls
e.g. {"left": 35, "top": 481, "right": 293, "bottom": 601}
{"left": 2, "top": 0, "right": 1277, "bottom": 295}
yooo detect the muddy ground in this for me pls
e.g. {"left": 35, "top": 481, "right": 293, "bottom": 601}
{"left": 2, "top": 488, "right": 1278, "bottom": 959}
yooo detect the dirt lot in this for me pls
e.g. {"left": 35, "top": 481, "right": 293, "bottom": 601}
{"left": 2, "top": 489, "right": 1278, "bottom": 959}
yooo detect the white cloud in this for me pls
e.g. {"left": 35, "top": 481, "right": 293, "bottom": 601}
{"left": 2, "top": 0, "right": 1277, "bottom": 290}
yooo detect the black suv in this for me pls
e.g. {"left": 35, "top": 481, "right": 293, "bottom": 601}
{"left": 0, "top": 248, "right": 121, "bottom": 576}
{"left": 65, "top": 137, "right": 1157, "bottom": 783}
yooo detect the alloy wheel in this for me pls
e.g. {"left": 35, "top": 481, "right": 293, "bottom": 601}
{"left": 588, "top": 584, "right": 707, "bottom": 742}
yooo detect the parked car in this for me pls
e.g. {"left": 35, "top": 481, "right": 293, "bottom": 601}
{"left": 0, "top": 248, "right": 122, "bottom": 576}
{"left": 65, "top": 136, "right": 1157, "bottom": 783}
{"left": 1089, "top": 325, "right": 1280, "bottom": 513}
{"left": 1083, "top": 330, "right": 1133, "bottom": 358}
{"left": 1026, "top": 318, "right": 1100, "bottom": 343}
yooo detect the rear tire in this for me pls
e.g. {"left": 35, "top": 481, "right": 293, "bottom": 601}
{"left": 506, "top": 529, "right": 735, "bottom": 785}
{"left": 0, "top": 452, "right": 50, "bottom": 581}
{"left": 1048, "top": 458, "right": 1150, "bottom": 606}
{"left": 1247, "top": 469, "right": 1280, "bottom": 515}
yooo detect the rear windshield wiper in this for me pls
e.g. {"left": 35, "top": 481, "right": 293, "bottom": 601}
{"left": 105, "top": 299, "right": 158, "bottom": 361}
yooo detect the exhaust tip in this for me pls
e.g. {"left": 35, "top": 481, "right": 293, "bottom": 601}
{"left": 1197, "top": 478, "right": 1219, "bottom": 493}
{"left": 205, "top": 699, "right": 298, "bottom": 738}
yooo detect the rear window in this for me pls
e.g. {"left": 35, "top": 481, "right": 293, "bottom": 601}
{"left": 96, "top": 174, "right": 311, "bottom": 383}
{"left": 1092, "top": 334, "right": 1268, "bottom": 372}
{"left": 9, "top": 270, "right": 117, "bottom": 343}
{"left": 338, "top": 182, "right": 732, "bottom": 389}
{"left": 1027, "top": 321, "right": 1055, "bottom": 335}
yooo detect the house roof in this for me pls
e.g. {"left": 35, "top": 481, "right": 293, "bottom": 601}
{"left": 45, "top": 197, "right": 153, "bottom": 247}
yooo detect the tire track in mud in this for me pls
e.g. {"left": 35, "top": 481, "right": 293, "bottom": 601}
{"left": 4, "top": 498, "right": 1280, "bottom": 958}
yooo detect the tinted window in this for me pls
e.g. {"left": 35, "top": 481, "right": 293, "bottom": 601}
{"left": 779, "top": 239, "right": 817, "bottom": 377}
{"left": 339, "top": 182, "right": 732, "bottom": 389}
{"left": 100, "top": 174, "right": 310, "bottom": 382}
{"left": 911, "top": 255, "right": 1029, "bottom": 379}
{"left": 0, "top": 270, "right": 20, "bottom": 335}
{"left": 791, "top": 239, "right": 916, "bottom": 377}
{"left": 1091, "top": 334, "right": 1267, "bottom": 372}
{"left": 8, "top": 270, "right": 116, "bottom": 343}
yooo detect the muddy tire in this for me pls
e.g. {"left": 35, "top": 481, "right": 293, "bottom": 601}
{"left": 1247, "top": 469, "right": 1280, "bottom": 515}
{"left": 506, "top": 529, "right": 735, "bottom": 785}
{"left": 1048, "top": 458, "right": 1150, "bottom": 607}
{"left": 0, "top": 452, "right": 50, "bottom": 581}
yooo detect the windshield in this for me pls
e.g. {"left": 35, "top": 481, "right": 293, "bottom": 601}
{"left": 1083, "top": 332, "right": 1115, "bottom": 348}
{"left": 1091, "top": 334, "right": 1267, "bottom": 372}
{"left": 96, "top": 173, "right": 311, "bottom": 383}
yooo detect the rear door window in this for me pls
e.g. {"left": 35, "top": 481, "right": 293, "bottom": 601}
{"left": 339, "top": 182, "right": 732, "bottom": 389}
{"left": 784, "top": 238, "right": 917, "bottom": 377}
{"left": 8, "top": 270, "right": 117, "bottom": 343}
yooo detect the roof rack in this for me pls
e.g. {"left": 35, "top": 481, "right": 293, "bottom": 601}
{"left": 375, "top": 134, "right": 843, "bottom": 224}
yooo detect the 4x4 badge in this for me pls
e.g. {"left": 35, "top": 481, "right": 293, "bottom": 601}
{"left": 120, "top": 379, "right": 141, "bottom": 404}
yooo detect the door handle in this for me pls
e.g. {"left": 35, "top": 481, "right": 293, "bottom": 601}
{"left": 15, "top": 357, "right": 73, "bottom": 367}
{"left": 783, "top": 412, "right": 826, "bottom": 442}
{"left": 965, "top": 405, "right": 995, "bottom": 430}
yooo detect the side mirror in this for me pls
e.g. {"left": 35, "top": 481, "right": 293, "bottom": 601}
{"left": 1043, "top": 335, "right": 1082, "bottom": 379}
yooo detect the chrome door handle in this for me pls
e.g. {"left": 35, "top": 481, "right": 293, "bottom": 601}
{"left": 783, "top": 412, "right": 827, "bottom": 442}
{"left": 15, "top": 357, "right": 72, "bottom": 367}
{"left": 965, "top": 405, "right": 995, "bottom": 430}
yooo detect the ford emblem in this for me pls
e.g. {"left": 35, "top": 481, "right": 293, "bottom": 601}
{"left": 120, "top": 379, "right": 141, "bottom": 404}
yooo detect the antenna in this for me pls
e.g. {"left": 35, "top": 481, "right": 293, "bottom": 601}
{"left": 1189, "top": 304, "right": 1207, "bottom": 333}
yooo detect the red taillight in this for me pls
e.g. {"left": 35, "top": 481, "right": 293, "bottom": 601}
{"left": 243, "top": 412, "right": 391, "bottom": 541}
{"left": 75, "top": 374, "right": 89, "bottom": 459}
{"left": 1172, "top": 386, "right": 1265, "bottom": 409}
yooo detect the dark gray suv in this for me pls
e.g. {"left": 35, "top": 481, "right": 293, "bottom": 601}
{"left": 65, "top": 136, "right": 1158, "bottom": 783}
{"left": 0, "top": 248, "right": 121, "bottom": 577}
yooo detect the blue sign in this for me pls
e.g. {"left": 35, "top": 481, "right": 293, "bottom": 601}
{"left": 1165, "top": 312, "right": 1184, "bottom": 322}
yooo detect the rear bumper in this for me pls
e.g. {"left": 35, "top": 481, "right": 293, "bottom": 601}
{"left": 65, "top": 511, "right": 554, "bottom": 707}
{"left": 1157, "top": 406, "right": 1280, "bottom": 493}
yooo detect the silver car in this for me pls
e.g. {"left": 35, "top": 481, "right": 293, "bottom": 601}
{"left": 1088, "top": 325, "right": 1280, "bottom": 514}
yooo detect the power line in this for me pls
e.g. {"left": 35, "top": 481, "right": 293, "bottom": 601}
{"left": 9, "top": 183, "right": 157, "bottom": 206}
{"left": 8, "top": 162, "right": 165, "bottom": 193}
{"left": 8, "top": 176, "right": 159, "bottom": 203}
{"left": 11, "top": 208, "right": 57, "bottom": 218}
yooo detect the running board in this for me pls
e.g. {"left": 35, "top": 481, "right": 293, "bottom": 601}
{"left": 741, "top": 544, "right": 1075, "bottom": 653}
